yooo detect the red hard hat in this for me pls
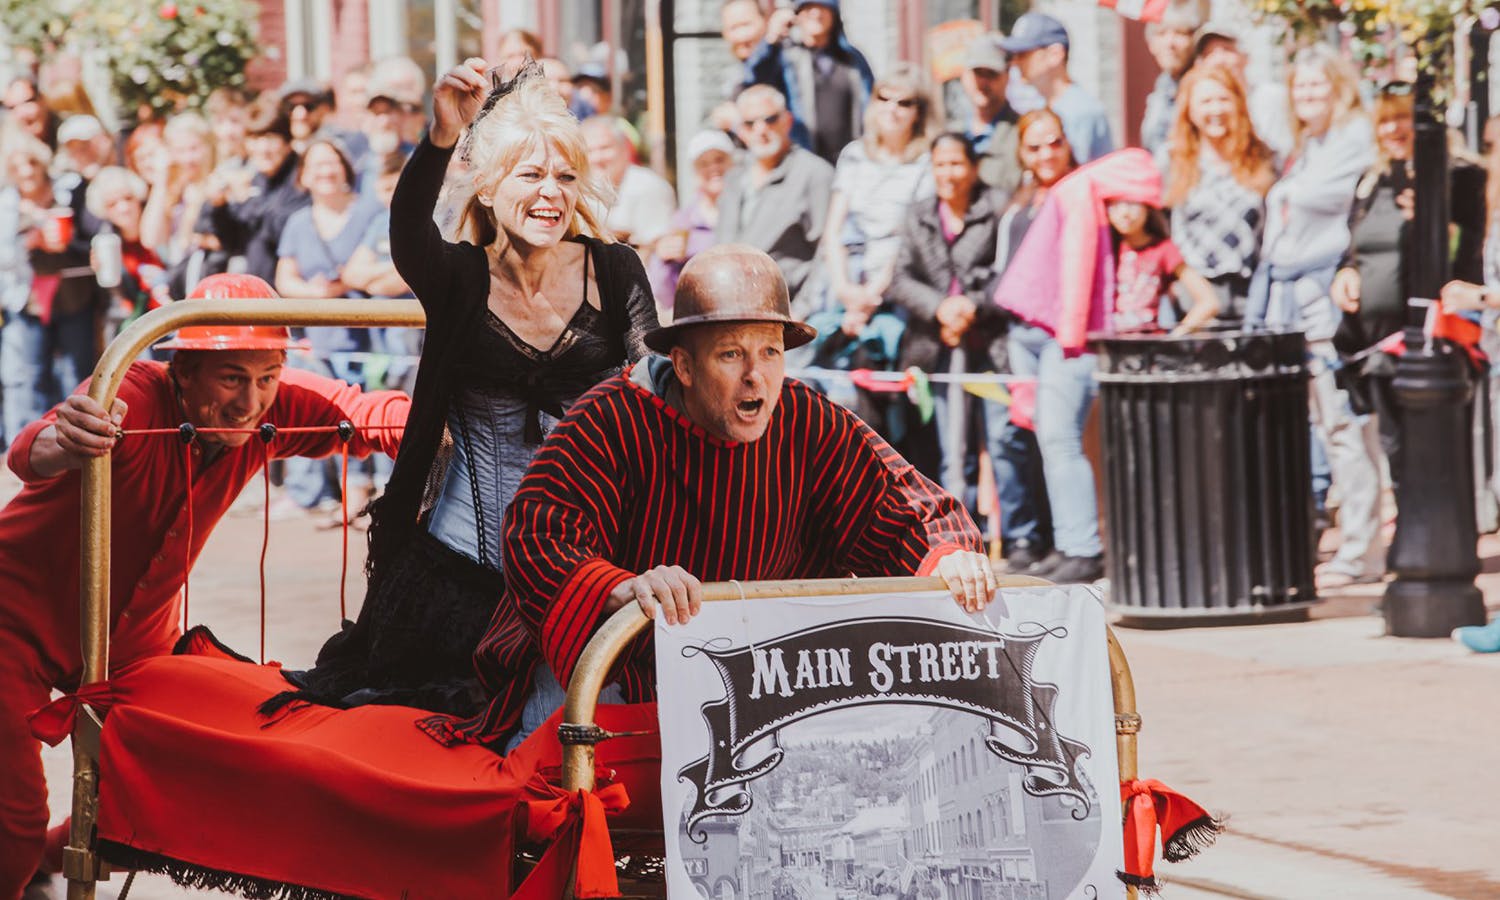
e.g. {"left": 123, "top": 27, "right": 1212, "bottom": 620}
{"left": 156, "top": 274, "right": 308, "bottom": 351}
{"left": 188, "top": 273, "right": 279, "bottom": 301}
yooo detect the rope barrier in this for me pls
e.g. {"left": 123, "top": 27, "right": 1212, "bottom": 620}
{"left": 116, "top": 424, "right": 404, "bottom": 438}
{"left": 259, "top": 445, "right": 271, "bottom": 664}
{"left": 791, "top": 366, "right": 1032, "bottom": 385}
{"left": 336, "top": 421, "right": 354, "bottom": 622}
{"left": 180, "top": 437, "right": 193, "bottom": 632}
{"left": 119, "top": 419, "right": 389, "bottom": 662}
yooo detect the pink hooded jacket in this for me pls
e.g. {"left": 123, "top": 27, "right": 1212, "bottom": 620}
{"left": 993, "top": 147, "right": 1165, "bottom": 354}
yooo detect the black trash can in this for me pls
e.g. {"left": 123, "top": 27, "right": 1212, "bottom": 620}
{"left": 1093, "top": 329, "right": 1318, "bottom": 624}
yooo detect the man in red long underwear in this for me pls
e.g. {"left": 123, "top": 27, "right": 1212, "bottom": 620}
{"left": 421, "top": 244, "right": 998, "bottom": 753}
{"left": 0, "top": 273, "right": 408, "bottom": 900}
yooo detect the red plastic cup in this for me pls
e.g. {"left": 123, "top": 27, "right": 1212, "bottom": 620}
{"left": 44, "top": 208, "right": 74, "bottom": 247}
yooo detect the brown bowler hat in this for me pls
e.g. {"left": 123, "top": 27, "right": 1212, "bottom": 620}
{"left": 644, "top": 244, "right": 818, "bottom": 353}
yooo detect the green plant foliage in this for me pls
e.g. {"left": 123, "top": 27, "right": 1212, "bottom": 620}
{"left": 1, "top": 0, "right": 81, "bottom": 54}
{"left": 1253, "top": 0, "right": 1485, "bottom": 81}
{"left": 3, "top": 0, "right": 258, "bottom": 118}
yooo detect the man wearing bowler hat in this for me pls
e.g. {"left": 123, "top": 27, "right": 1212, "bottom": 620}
{"left": 0, "top": 273, "right": 408, "bottom": 899}
{"left": 423, "top": 245, "right": 997, "bottom": 753}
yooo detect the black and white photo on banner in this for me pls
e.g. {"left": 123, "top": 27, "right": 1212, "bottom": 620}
{"left": 655, "top": 584, "right": 1124, "bottom": 900}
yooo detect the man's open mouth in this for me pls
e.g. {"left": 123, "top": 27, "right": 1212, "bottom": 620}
{"left": 736, "top": 399, "right": 764, "bottom": 415}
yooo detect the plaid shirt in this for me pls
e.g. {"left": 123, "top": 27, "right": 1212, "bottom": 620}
{"left": 1171, "top": 156, "right": 1264, "bottom": 280}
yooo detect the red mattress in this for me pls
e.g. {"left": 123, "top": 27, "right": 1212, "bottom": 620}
{"left": 79, "top": 655, "right": 661, "bottom": 899}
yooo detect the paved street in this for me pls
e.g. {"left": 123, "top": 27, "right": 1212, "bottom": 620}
{"left": 20, "top": 472, "right": 1500, "bottom": 899}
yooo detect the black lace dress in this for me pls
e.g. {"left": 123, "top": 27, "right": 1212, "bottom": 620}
{"left": 258, "top": 137, "right": 657, "bottom": 715}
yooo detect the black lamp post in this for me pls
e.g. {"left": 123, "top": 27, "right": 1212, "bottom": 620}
{"left": 1382, "top": 33, "right": 1489, "bottom": 637}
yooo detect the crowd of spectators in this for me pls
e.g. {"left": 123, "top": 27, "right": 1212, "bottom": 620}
{"left": 2, "top": 0, "right": 1496, "bottom": 589}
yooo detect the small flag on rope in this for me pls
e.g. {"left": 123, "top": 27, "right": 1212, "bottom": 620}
{"left": 1097, "top": 0, "right": 1171, "bottom": 21}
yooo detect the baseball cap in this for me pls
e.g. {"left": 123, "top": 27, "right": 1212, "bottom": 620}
{"left": 277, "top": 77, "right": 332, "bottom": 106}
{"left": 572, "top": 62, "right": 611, "bottom": 87}
{"left": 1157, "top": 1, "right": 1207, "bottom": 32}
{"left": 687, "top": 129, "right": 736, "bottom": 163}
{"left": 1193, "top": 20, "right": 1244, "bottom": 55}
{"left": 57, "top": 114, "right": 104, "bottom": 144}
{"left": 999, "top": 12, "right": 1070, "bottom": 54}
{"left": 366, "top": 70, "right": 423, "bottom": 109}
{"left": 794, "top": 0, "right": 839, "bottom": 10}
{"left": 963, "top": 34, "right": 1009, "bottom": 73}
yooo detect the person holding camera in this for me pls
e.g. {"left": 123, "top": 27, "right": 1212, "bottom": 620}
{"left": 741, "top": 0, "right": 874, "bottom": 165}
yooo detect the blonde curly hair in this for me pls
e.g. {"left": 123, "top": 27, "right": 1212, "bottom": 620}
{"left": 458, "top": 64, "right": 614, "bottom": 248}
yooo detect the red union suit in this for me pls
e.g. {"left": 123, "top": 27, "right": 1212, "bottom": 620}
{"left": 0, "top": 360, "right": 408, "bottom": 899}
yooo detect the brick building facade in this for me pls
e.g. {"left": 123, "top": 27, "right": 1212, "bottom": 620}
{"left": 237, "top": 0, "right": 1153, "bottom": 178}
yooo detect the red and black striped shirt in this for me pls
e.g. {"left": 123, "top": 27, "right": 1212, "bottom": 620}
{"left": 423, "top": 365, "right": 980, "bottom": 748}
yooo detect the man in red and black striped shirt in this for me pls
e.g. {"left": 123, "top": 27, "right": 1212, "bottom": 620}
{"left": 425, "top": 245, "right": 994, "bottom": 751}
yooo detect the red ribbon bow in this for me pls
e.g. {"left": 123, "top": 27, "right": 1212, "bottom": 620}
{"left": 1120, "top": 778, "right": 1223, "bottom": 892}
{"left": 513, "top": 773, "right": 631, "bottom": 900}
{"left": 27, "top": 682, "right": 116, "bottom": 747}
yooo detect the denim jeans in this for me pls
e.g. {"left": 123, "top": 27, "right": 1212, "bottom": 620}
{"left": 1307, "top": 341, "right": 1384, "bottom": 572}
{"left": 1310, "top": 425, "right": 1331, "bottom": 514}
{"left": 981, "top": 398, "right": 1048, "bottom": 548}
{"left": 1, "top": 308, "right": 96, "bottom": 446}
{"left": 503, "top": 664, "right": 625, "bottom": 753}
{"left": 928, "top": 347, "right": 974, "bottom": 504}
{"left": 1007, "top": 323, "right": 1101, "bottom": 557}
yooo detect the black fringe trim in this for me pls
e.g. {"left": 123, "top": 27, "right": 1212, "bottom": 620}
{"left": 173, "top": 625, "right": 256, "bottom": 663}
{"left": 1162, "top": 813, "right": 1228, "bottom": 863}
{"left": 1116, "top": 870, "right": 1161, "bottom": 896}
{"left": 97, "top": 841, "right": 363, "bottom": 900}
{"left": 256, "top": 689, "right": 350, "bottom": 718}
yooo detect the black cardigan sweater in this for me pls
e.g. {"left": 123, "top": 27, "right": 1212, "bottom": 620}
{"left": 368, "top": 137, "right": 659, "bottom": 581}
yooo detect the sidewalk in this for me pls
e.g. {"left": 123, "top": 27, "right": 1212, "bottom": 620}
{"left": 26, "top": 473, "right": 1500, "bottom": 899}
{"left": 1110, "top": 549, "right": 1500, "bottom": 900}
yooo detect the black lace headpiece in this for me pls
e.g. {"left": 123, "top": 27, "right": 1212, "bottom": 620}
{"left": 460, "top": 56, "right": 546, "bottom": 162}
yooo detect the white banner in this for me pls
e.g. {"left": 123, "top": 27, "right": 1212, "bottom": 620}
{"left": 655, "top": 584, "right": 1124, "bottom": 900}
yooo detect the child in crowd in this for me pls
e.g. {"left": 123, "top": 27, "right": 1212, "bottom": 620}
{"left": 1104, "top": 197, "right": 1219, "bottom": 335}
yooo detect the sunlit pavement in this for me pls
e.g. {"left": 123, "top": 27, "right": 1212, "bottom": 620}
{"left": 14, "top": 469, "right": 1497, "bottom": 899}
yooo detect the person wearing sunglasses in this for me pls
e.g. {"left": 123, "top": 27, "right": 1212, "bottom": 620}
{"left": 1342, "top": 86, "right": 1487, "bottom": 509}
{"left": 257, "top": 58, "right": 659, "bottom": 720}
{"left": 276, "top": 78, "right": 335, "bottom": 152}
{"left": 717, "top": 84, "right": 834, "bottom": 315}
{"left": 805, "top": 64, "right": 935, "bottom": 432}
{"left": 356, "top": 56, "right": 427, "bottom": 198}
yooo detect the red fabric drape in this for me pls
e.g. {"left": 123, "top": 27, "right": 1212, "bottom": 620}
{"left": 27, "top": 682, "right": 115, "bottom": 746}
{"left": 513, "top": 774, "right": 631, "bottom": 899}
{"left": 74, "top": 654, "right": 661, "bottom": 899}
{"left": 1120, "top": 778, "right": 1223, "bottom": 890}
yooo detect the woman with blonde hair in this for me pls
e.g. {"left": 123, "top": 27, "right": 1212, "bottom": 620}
{"left": 1247, "top": 41, "right": 1381, "bottom": 585}
{"left": 262, "top": 58, "right": 659, "bottom": 716}
{"left": 1164, "top": 63, "right": 1276, "bottom": 320}
{"left": 140, "top": 111, "right": 217, "bottom": 265}
{"left": 823, "top": 62, "right": 937, "bottom": 328}
{"left": 810, "top": 63, "right": 936, "bottom": 428}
